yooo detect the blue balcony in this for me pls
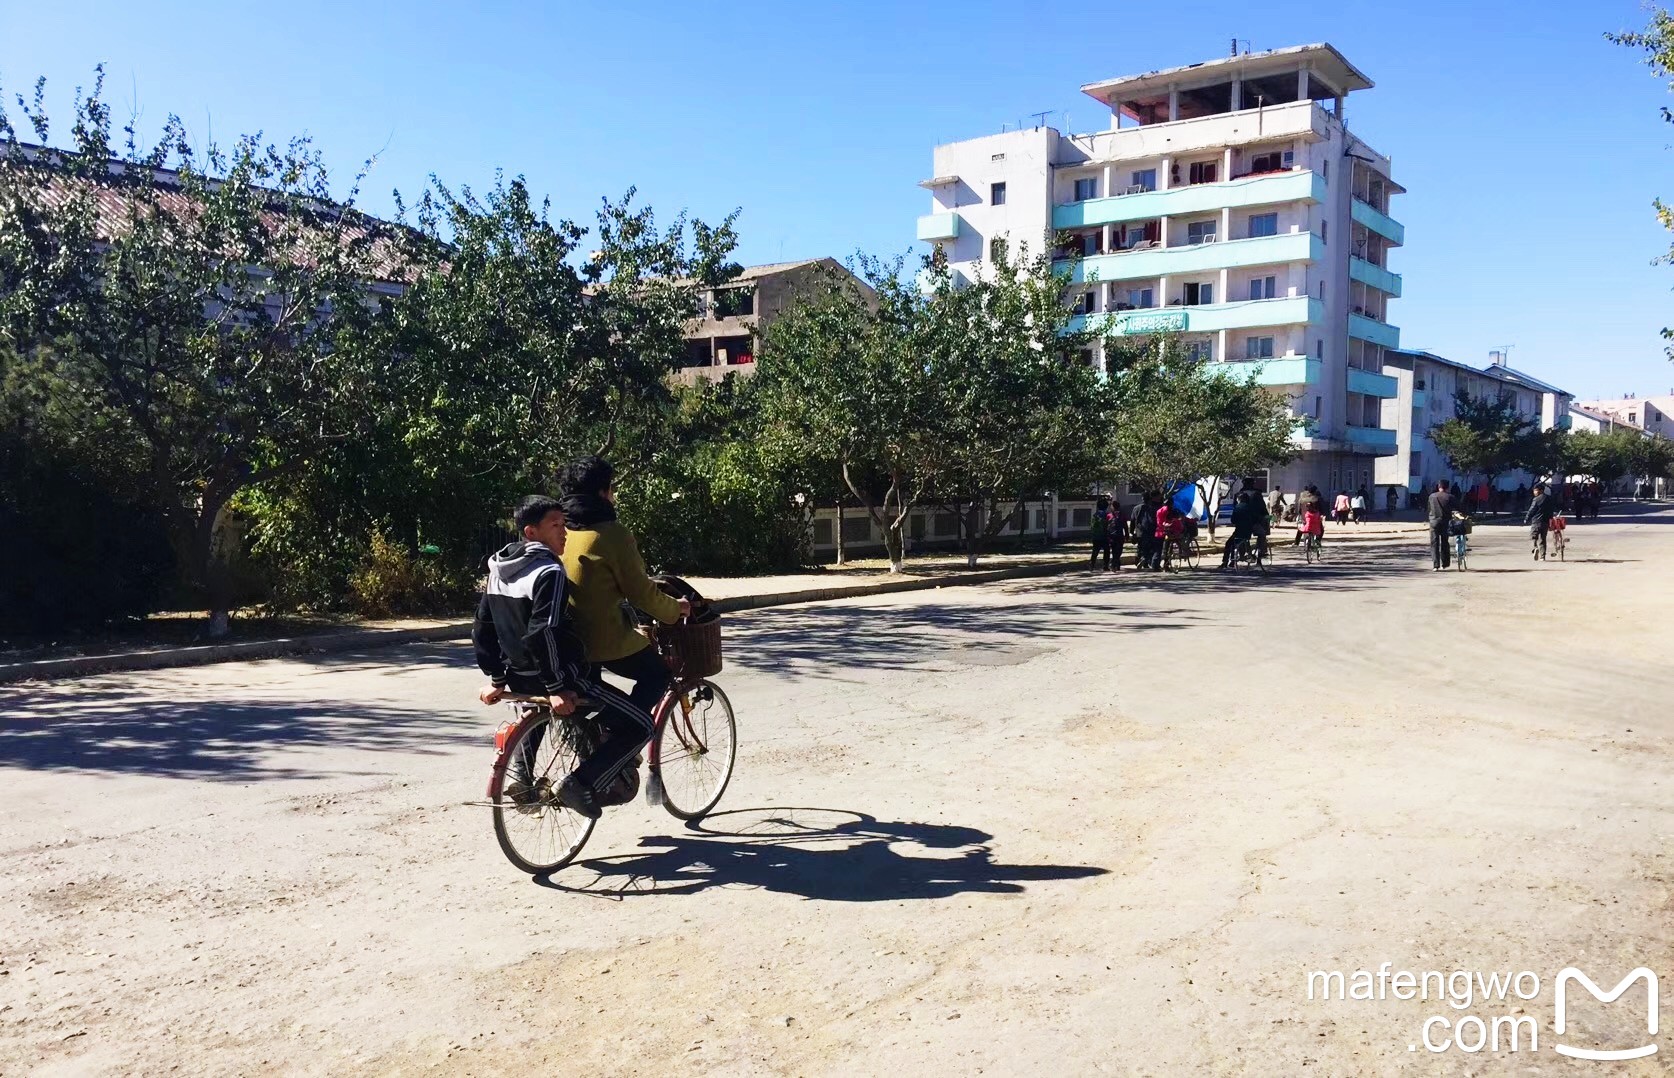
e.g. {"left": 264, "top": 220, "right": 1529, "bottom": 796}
{"left": 1216, "top": 355, "right": 1321, "bottom": 387}
{"left": 1052, "top": 171, "right": 1326, "bottom": 230}
{"left": 1349, "top": 257, "right": 1403, "bottom": 298}
{"left": 1059, "top": 232, "right": 1324, "bottom": 283}
{"left": 1411, "top": 389, "right": 1427, "bottom": 410}
{"left": 1068, "top": 295, "right": 1321, "bottom": 337}
{"left": 1347, "top": 367, "right": 1400, "bottom": 398}
{"left": 916, "top": 213, "right": 961, "bottom": 242}
{"left": 1351, "top": 199, "right": 1405, "bottom": 246}
{"left": 1345, "top": 425, "right": 1399, "bottom": 453}
{"left": 1348, "top": 312, "right": 1401, "bottom": 350}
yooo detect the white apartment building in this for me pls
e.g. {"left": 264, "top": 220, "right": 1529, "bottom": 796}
{"left": 1377, "top": 350, "right": 1573, "bottom": 497}
{"left": 917, "top": 43, "right": 1404, "bottom": 495}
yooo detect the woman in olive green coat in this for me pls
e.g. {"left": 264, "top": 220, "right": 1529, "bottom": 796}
{"left": 557, "top": 456, "right": 690, "bottom": 714}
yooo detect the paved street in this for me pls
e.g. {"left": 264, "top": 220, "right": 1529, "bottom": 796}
{"left": 2, "top": 510, "right": 1671, "bottom": 1075}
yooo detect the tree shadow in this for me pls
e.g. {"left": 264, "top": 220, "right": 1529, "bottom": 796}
{"left": 536, "top": 807, "right": 1106, "bottom": 901}
{"left": 0, "top": 680, "right": 477, "bottom": 780}
{"left": 726, "top": 598, "right": 1203, "bottom": 678}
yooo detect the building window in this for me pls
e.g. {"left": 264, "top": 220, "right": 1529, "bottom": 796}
{"left": 1321, "top": 220, "right": 1329, "bottom": 244}
{"left": 1250, "top": 151, "right": 1287, "bottom": 174}
{"left": 1183, "top": 282, "right": 1214, "bottom": 306}
{"left": 1123, "top": 287, "right": 1154, "bottom": 309}
{"left": 1315, "top": 395, "right": 1323, "bottom": 417}
{"left": 1072, "top": 291, "right": 1097, "bottom": 315}
{"left": 1249, "top": 275, "right": 1277, "bottom": 300}
{"left": 714, "top": 287, "right": 755, "bottom": 318}
{"left": 1074, "top": 177, "right": 1099, "bottom": 202}
{"left": 1318, "top": 281, "right": 1324, "bottom": 299}
{"left": 990, "top": 182, "right": 1007, "bottom": 206}
{"left": 1078, "top": 231, "right": 1102, "bottom": 256}
{"left": 1246, "top": 336, "right": 1276, "bottom": 359}
{"left": 1129, "top": 169, "right": 1156, "bottom": 192}
{"left": 1323, "top": 159, "right": 1330, "bottom": 181}
{"left": 1185, "top": 339, "right": 1214, "bottom": 362}
{"left": 1315, "top": 338, "right": 1323, "bottom": 358}
{"left": 1248, "top": 212, "right": 1279, "bottom": 238}
{"left": 1186, "top": 220, "right": 1218, "bottom": 245}
{"left": 1188, "top": 161, "right": 1218, "bottom": 185}
{"left": 989, "top": 237, "right": 1008, "bottom": 263}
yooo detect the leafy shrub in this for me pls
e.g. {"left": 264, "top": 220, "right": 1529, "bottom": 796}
{"left": 347, "top": 530, "right": 476, "bottom": 618}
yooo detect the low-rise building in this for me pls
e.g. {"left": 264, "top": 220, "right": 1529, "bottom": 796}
{"left": 675, "top": 257, "right": 871, "bottom": 384}
{"left": 1377, "top": 350, "right": 1571, "bottom": 498}
{"left": 1576, "top": 394, "right": 1674, "bottom": 439}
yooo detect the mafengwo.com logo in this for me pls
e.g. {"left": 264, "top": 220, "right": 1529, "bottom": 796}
{"left": 1306, "top": 963, "right": 1658, "bottom": 1058}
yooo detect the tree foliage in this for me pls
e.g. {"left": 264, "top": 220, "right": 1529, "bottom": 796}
{"left": 1609, "top": 8, "right": 1674, "bottom": 361}
{"left": 1108, "top": 336, "right": 1300, "bottom": 496}
{"left": 0, "top": 68, "right": 398, "bottom": 632}
{"left": 1426, "top": 391, "right": 1540, "bottom": 499}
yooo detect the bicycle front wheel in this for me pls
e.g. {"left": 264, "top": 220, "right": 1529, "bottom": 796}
{"left": 653, "top": 680, "right": 738, "bottom": 821}
{"left": 491, "top": 712, "right": 596, "bottom": 875}
{"left": 1182, "top": 539, "right": 1200, "bottom": 570}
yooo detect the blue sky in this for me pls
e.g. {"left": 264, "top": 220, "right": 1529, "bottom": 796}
{"left": 2, "top": 0, "right": 1671, "bottom": 398}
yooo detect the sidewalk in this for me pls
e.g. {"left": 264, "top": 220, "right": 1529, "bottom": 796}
{"left": 0, "top": 524, "right": 1427, "bottom": 684}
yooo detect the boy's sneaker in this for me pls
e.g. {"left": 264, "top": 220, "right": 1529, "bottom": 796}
{"left": 556, "top": 776, "right": 602, "bottom": 819}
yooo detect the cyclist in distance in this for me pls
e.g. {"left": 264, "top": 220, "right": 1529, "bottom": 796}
{"left": 472, "top": 494, "right": 660, "bottom": 820}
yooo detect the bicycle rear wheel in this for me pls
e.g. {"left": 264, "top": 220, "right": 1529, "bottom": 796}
{"left": 653, "top": 680, "right": 737, "bottom": 821}
{"left": 491, "top": 711, "right": 596, "bottom": 875}
{"left": 1304, "top": 537, "right": 1319, "bottom": 564}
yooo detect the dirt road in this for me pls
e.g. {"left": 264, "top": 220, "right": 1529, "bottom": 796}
{"left": 3, "top": 510, "right": 1671, "bottom": 1075}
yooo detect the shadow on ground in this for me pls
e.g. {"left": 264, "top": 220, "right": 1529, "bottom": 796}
{"left": 0, "top": 679, "right": 477, "bottom": 780}
{"left": 539, "top": 806, "right": 1106, "bottom": 901}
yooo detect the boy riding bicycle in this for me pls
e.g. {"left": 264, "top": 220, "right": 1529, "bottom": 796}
{"left": 472, "top": 495, "right": 661, "bottom": 820}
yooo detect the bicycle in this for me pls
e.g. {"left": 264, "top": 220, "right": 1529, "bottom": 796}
{"left": 1551, "top": 527, "right": 1568, "bottom": 561}
{"left": 1224, "top": 535, "right": 1268, "bottom": 574}
{"left": 1454, "top": 530, "right": 1469, "bottom": 571}
{"left": 1300, "top": 533, "right": 1323, "bottom": 564}
{"left": 486, "top": 612, "right": 737, "bottom": 875}
{"left": 1161, "top": 534, "right": 1199, "bottom": 572}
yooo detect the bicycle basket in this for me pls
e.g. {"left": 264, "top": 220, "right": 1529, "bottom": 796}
{"left": 652, "top": 615, "right": 723, "bottom": 680}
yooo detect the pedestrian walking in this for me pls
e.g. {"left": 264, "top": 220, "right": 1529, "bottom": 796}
{"left": 1427, "top": 479, "right": 1458, "bottom": 570}
{"left": 1385, "top": 485, "right": 1400, "bottom": 517}
{"left": 1089, "top": 496, "right": 1115, "bottom": 571}
{"left": 1351, "top": 487, "right": 1368, "bottom": 524}
{"left": 1110, "top": 500, "right": 1128, "bottom": 571}
{"left": 1333, "top": 491, "right": 1351, "bottom": 526}
{"left": 1526, "top": 481, "right": 1559, "bottom": 561}
{"left": 1131, "top": 493, "right": 1159, "bottom": 570}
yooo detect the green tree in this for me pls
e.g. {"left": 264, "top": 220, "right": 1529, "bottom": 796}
{"left": 1610, "top": 8, "right": 1674, "bottom": 361}
{"left": 0, "top": 70, "right": 401, "bottom": 633}
{"left": 1108, "top": 336, "right": 1300, "bottom": 500}
{"left": 915, "top": 248, "right": 1115, "bottom": 567}
{"left": 246, "top": 175, "right": 741, "bottom": 610}
{"left": 755, "top": 259, "right": 931, "bottom": 572}
{"left": 1426, "top": 392, "right": 1540, "bottom": 511}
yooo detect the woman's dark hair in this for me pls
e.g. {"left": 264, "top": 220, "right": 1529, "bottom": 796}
{"left": 515, "top": 494, "right": 564, "bottom": 532}
{"left": 559, "top": 455, "right": 615, "bottom": 499}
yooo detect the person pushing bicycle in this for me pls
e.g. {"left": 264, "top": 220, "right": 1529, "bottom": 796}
{"left": 472, "top": 494, "right": 668, "bottom": 820}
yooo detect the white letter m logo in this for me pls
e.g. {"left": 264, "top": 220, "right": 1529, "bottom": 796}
{"left": 1554, "top": 967, "right": 1659, "bottom": 1061}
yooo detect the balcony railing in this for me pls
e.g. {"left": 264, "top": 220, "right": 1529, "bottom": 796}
{"left": 1057, "top": 231, "right": 1325, "bottom": 283}
{"left": 1348, "top": 312, "right": 1401, "bottom": 351}
{"left": 1350, "top": 198, "right": 1404, "bottom": 246}
{"left": 1349, "top": 256, "right": 1403, "bottom": 298}
{"left": 916, "top": 213, "right": 961, "bottom": 242}
{"left": 1067, "top": 296, "right": 1321, "bottom": 337}
{"left": 1052, "top": 169, "right": 1325, "bottom": 231}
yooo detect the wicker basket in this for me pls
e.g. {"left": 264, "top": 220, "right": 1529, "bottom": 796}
{"left": 653, "top": 616, "right": 723, "bottom": 680}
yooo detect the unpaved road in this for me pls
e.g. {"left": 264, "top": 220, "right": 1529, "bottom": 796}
{"left": 3, "top": 510, "right": 1671, "bottom": 1076}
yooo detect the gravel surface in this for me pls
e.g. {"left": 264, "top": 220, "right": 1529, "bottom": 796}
{"left": 2, "top": 509, "right": 1670, "bottom": 1075}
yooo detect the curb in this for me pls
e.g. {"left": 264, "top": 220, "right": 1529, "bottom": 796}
{"left": 0, "top": 530, "right": 1427, "bottom": 685}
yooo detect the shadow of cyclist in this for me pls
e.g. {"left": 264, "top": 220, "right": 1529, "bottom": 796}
{"left": 537, "top": 807, "right": 1106, "bottom": 901}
